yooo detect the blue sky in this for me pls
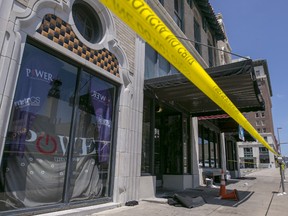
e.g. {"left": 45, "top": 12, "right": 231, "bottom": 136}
{"left": 210, "top": 0, "right": 288, "bottom": 156}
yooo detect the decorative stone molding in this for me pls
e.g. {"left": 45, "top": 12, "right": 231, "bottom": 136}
{"left": 16, "top": 0, "right": 29, "bottom": 7}
{"left": 36, "top": 14, "right": 120, "bottom": 77}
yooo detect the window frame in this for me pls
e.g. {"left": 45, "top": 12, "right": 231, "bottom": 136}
{"left": 174, "top": 0, "right": 184, "bottom": 30}
{"left": 0, "top": 38, "right": 120, "bottom": 212}
{"left": 194, "top": 18, "right": 202, "bottom": 55}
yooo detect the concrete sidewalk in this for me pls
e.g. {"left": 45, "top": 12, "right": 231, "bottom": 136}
{"left": 91, "top": 168, "right": 288, "bottom": 216}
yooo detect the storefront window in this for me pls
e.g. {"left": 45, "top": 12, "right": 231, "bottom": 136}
{"left": 141, "top": 97, "right": 152, "bottom": 174}
{"left": 198, "top": 124, "right": 221, "bottom": 168}
{"left": 214, "top": 132, "right": 220, "bottom": 168}
{"left": 198, "top": 126, "right": 203, "bottom": 167}
{"left": 198, "top": 137, "right": 203, "bottom": 166}
{"left": 209, "top": 131, "right": 215, "bottom": 167}
{"left": 0, "top": 42, "right": 116, "bottom": 211}
{"left": 203, "top": 128, "right": 209, "bottom": 167}
{"left": 259, "top": 147, "right": 269, "bottom": 164}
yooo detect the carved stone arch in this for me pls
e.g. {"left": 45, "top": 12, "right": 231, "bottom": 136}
{"left": 76, "top": 0, "right": 131, "bottom": 86}
{"left": 12, "top": 0, "right": 71, "bottom": 38}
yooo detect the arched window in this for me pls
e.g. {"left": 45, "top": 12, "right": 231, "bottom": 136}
{"left": 72, "top": 1, "right": 103, "bottom": 43}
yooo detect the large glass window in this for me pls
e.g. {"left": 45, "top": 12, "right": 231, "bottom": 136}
{"left": 214, "top": 132, "right": 220, "bottom": 168}
{"left": 141, "top": 97, "right": 153, "bottom": 174}
{"left": 0, "top": 42, "right": 116, "bottom": 211}
{"left": 198, "top": 125, "right": 220, "bottom": 168}
{"left": 198, "top": 127, "right": 203, "bottom": 167}
{"left": 203, "top": 128, "right": 209, "bottom": 167}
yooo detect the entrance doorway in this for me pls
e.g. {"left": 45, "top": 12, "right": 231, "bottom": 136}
{"left": 141, "top": 97, "right": 191, "bottom": 188}
{"left": 154, "top": 111, "right": 183, "bottom": 186}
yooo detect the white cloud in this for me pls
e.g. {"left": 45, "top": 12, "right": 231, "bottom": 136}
{"left": 276, "top": 94, "right": 285, "bottom": 98}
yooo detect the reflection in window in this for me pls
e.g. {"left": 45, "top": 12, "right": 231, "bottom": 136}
{"left": 198, "top": 127, "right": 203, "bottom": 167}
{"left": 209, "top": 132, "right": 215, "bottom": 167}
{"left": 70, "top": 72, "right": 115, "bottom": 201}
{"left": 144, "top": 44, "right": 179, "bottom": 79}
{"left": 198, "top": 125, "right": 220, "bottom": 168}
{"left": 141, "top": 97, "right": 152, "bottom": 174}
{"left": 203, "top": 128, "right": 209, "bottom": 167}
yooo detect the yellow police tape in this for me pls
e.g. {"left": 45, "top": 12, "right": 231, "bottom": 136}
{"left": 99, "top": 0, "right": 278, "bottom": 156}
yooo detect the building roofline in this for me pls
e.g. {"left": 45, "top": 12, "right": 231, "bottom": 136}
{"left": 195, "top": 0, "right": 226, "bottom": 41}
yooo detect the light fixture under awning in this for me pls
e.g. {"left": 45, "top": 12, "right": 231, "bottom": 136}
{"left": 145, "top": 59, "right": 264, "bottom": 116}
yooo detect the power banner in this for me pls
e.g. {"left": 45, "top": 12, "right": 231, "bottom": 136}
{"left": 99, "top": 0, "right": 278, "bottom": 155}
{"left": 0, "top": 43, "right": 115, "bottom": 208}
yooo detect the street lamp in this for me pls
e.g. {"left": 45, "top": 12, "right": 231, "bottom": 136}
{"left": 277, "top": 127, "right": 282, "bottom": 153}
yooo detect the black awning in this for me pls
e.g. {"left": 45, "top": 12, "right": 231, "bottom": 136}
{"left": 144, "top": 59, "right": 264, "bottom": 116}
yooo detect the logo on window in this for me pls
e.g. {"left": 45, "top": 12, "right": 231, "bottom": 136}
{"left": 26, "top": 68, "right": 53, "bottom": 83}
{"left": 14, "top": 96, "right": 41, "bottom": 108}
{"left": 91, "top": 91, "right": 110, "bottom": 104}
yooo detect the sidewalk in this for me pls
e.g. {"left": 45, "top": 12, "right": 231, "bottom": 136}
{"left": 91, "top": 168, "right": 288, "bottom": 216}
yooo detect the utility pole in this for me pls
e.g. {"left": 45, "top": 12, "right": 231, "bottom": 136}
{"left": 277, "top": 127, "right": 286, "bottom": 180}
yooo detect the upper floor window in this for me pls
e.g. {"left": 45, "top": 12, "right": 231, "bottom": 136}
{"left": 255, "top": 113, "right": 260, "bottom": 118}
{"left": 187, "top": 0, "right": 193, "bottom": 8}
{"left": 72, "top": 1, "right": 103, "bottom": 43}
{"left": 145, "top": 44, "right": 179, "bottom": 79}
{"left": 244, "top": 147, "right": 253, "bottom": 158}
{"left": 194, "top": 18, "right": 201, "bottom": 55}
{"left": 174, "top": 0, "right": 183, "bottom": 30}
{"left": 208, "top": 40, "right": 214, "bottom": 67}
{"left": 259, "top": 147, "right": 269, "bottom": 164}
{"left": 202, "top": 17, "right": 207, "bottom": 32}
{"left": 261, "top": 112, "right": 265, "bottom": 118}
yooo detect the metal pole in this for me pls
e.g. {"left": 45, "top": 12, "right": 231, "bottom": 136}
{"left": 280, "top": 163, "right": 286, "bottom": 193}
{"left": 277, "top": 127, "right": 282, "bottom": 154}
{"left": 277, "top": 128, "right": 286, "bottom": 180}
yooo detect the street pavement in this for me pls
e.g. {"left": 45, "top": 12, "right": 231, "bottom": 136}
{"left": 37, "top": 168, "right": 288, "bottom": 216}
{"left": 91, "top": 168, "right": 288, "bottom": 216}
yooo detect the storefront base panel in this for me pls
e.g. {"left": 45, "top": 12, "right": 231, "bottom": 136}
{"left": 162, "top": 175, "right": 193, "bottom": 191}
{"left": 36, "top": 202, "right": 121, "bottom": 216}
{"left": 139, "top": 176, "right": 156, "bottom": 199}
{"left": 229, "top": 170, "right": 240, "bottom": 179}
